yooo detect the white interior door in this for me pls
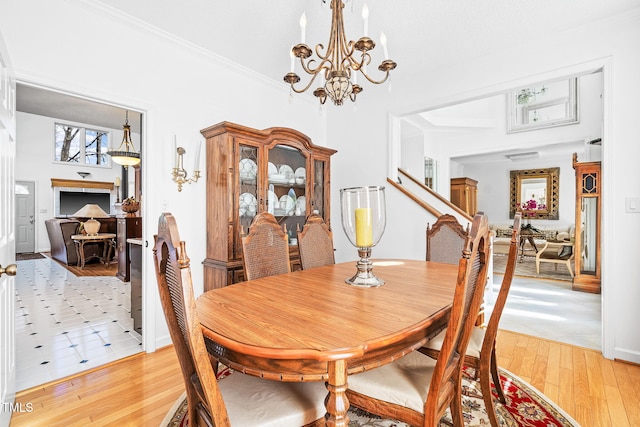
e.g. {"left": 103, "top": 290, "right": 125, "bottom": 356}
{"left": 15, "top": 181, "right": 35, "bottom": 254}
{"left": 0, "top": 31, "right": 17, "bottom": 427}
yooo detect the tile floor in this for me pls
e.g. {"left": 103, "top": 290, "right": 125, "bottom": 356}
{"left": 487, "top": 272, "right": 602, "bottom": 350}
{"left": 14, "top": 257, "right": 142, "bottom": 391}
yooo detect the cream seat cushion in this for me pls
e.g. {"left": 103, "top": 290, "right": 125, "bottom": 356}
{"left": 423, "top": 327, "right": 485, "bottom": 359}
{"left": 348, "top": 351, "right": 437, "bottom": 413}
{"left": 217, "top": 372, "right": 328, "bottom": 426}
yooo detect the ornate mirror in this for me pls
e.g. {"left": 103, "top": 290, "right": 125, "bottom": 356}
{"left": 509, "top": 167, "right": 559, "bottom": 220}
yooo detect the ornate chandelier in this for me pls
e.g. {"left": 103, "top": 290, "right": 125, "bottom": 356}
{"left": 284, "top": 0, "right": 397, "bottom": 106}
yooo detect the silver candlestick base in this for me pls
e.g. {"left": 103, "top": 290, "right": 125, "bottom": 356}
{"left": 345, "top": 247, "right": 385, "bottom": 287}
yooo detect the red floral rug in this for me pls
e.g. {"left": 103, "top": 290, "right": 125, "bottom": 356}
{"left": 161, "top": 366, "right": 580, "bottom": 427}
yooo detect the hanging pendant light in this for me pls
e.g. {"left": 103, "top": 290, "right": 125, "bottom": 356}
{"left": 107, "top": 111, "right": 140, "bottom": 166}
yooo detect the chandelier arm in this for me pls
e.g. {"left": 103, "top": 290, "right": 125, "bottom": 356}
{"left": 288, "top": 70, "right": 325, "bottom": 94}
{"left": 359, "top": 69, "right": 392, "bottom": 85}
{"left": 300, "top": 57, "right": 325, "bottom": 76}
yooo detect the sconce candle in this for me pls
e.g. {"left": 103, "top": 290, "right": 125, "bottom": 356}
{"left": 340, "top": 186, "right": 386, "bottom": 287}
{"left": 172, "top": 136, "right": 201, "bottom": 192}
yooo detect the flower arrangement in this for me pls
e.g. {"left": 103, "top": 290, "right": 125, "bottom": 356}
{"left": 518, "top": 198, "right": 546, "bottom": 232}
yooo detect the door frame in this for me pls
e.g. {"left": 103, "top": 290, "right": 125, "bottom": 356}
{"left": 14, "top": 79, "right": 153, "bottom": 354}
{"left": 389, "top": 56, "right": 613, "bottom": 359}
{"left": 0, "top": 30, "right": 17, "bottom": 427}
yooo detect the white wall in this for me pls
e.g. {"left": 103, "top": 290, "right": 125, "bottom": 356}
{"left": 328, "top": 9, "right": 640, "bottom": 363}
{"left": 0, "top": 0, "right": 325, "bottom": 351}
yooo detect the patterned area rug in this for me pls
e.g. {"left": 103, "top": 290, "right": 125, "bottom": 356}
{"left": 161, "top": 366, "right": 580, "bottom": 427}
{"left": 493, "top": 254, "right": 574, "bottom": 282}
{"left": 41, "top": 252, "right": 117, "bottom": 277}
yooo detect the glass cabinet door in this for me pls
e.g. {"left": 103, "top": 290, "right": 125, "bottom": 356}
{"left": 267, "top": 144, "right": 307, "bottom": 243}
{"left": 238, "top": 144, "right": 259, "bottom": 233}
{"left": 313, "top": 159, "right": 326, "bottom": 218}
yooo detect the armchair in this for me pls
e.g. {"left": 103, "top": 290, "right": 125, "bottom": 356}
{"left": 535, "top": 232, "right": 574, "bottom": 277}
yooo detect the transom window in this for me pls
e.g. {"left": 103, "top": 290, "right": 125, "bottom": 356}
{"left": 55, "top": 123, "right": 110, "bottom": 167}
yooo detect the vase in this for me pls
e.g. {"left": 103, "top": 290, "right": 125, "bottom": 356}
{"left": 340, "top": 186, "right": 387, "bottom": 287}
{"left": 121, "top": 202, "right": 140, "bottom": 217}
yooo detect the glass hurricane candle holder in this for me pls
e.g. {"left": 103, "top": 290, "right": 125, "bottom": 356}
{"left": 340, "top": 186, "right": 386, "bottom": 287}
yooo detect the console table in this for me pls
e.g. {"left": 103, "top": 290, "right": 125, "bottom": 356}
{"left": 71, "top": 233, "right": 116, "bottom": 269}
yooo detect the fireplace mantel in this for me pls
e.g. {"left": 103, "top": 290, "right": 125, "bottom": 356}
{"left": 51, "top": 178, "right": 114, "bottom": 190}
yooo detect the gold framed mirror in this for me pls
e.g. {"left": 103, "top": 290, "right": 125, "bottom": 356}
{"left": 509, "top": 167, "right": 559, "bottom": 220}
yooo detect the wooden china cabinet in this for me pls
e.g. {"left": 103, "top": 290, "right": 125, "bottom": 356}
{"left": 201, "top": 121, "right": 337, "bottom": 291}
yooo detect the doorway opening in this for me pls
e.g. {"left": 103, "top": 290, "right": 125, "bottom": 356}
{"left": 14, "top": 82, "right": 145, "bottom": 390}
{"left": 391, "top": 64, "right": 607, "bottom": 354}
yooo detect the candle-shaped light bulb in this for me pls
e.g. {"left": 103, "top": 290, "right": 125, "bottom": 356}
{"left": 362, "top": 4, "right": 369, "bottom": 36}
{"left": 290, "top": 49, "right": 295, "bottom": 72}
{"left": 194, "top": 141, "right": 202, "bottom": 171}
{"left": 380, "top": 31, "right": 388, "bottom": 59}
{"left": 173, "top": 134, "right": 178, "bottom": 168}
{"left": 300, "top": 12, "right": 307, "bottom": 44}
{"left": 355, "top": 208, "right": 373, "bottom": 247}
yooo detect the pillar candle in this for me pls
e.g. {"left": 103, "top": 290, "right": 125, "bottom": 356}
{"left": 355, "top": 207, "right": 373, "bottom": 247}
{"left": 115, "top": 177, "right": 120, "bottom": 187}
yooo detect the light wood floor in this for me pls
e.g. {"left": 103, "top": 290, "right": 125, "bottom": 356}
{"left": 9, "top": 330, "right": 640, "bottom": 427}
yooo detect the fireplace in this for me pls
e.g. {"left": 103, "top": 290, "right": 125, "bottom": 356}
{"left": 51, "top": 178, "right": 116, "bottom": 217}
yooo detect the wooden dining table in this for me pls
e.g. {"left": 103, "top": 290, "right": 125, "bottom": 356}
{"left": 197, "top": 259, "right": 459, "bottom": 427}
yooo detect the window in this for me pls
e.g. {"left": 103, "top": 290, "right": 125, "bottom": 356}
{"left": 55, "top": 123, "right": 110, "bottom": 166}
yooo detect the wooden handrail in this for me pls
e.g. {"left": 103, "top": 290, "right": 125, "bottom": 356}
{"left": 386, "top": 178, "right": 442, "bottom": 218}
{"left": 397, "top": 168, "right": 473, "bottom": 221}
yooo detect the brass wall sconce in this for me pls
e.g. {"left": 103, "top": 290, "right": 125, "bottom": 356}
{"left": 172, "top": 136, "right": 201, "bottom": 192}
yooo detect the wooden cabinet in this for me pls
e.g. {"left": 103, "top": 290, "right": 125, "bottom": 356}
{"left": 116, "top": 217, "right": 142, "bottom": 282}
{"left": 450, "top": 177, "right": 478, "bottom": 216}
{"left": 572, "top": 155, "right": 601, "bottom": 293}
{"left": 128, "top": 239, "right": 143, "bottom": 334}
{"left": 201, "top": 121, "right": 336, "bottom": 291}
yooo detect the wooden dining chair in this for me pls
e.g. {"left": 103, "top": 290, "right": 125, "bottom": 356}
{"left": 241, "top": 212, "right": 291, "bottom": 281}
{"left": 153, "top": 213, "right": 327, "bottom": 427}
{"left": 346, "top": 213, "right": 490, "bottom": 427}
{"left": 420, "top": 212, "right": 521, "bottom": 427}
{"left": 297, "top": 213, "right": 335, "bottom": 270}
{"left": 426, "top": 213, "right": 470, "bottom": 264}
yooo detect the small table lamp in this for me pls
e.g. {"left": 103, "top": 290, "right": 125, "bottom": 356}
{"left": 72, "top": 204, "right": 110, "bottom": 235}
